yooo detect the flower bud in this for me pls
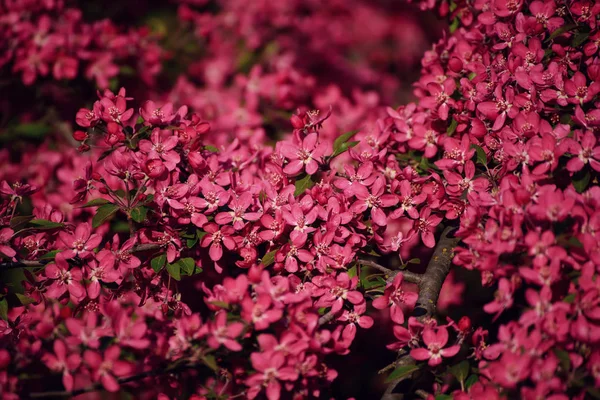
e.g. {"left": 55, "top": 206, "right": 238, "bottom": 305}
{"left": 73, "top": 130, "right": 88, "bottom": 141}
{"left": 458, "top": 316, "right": 471, "bottom": 332}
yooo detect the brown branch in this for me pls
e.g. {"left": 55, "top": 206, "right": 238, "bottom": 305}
{"left": 318, "top": 310, "right": 338, "bottom": 326}
{"left": 358, "top": 259, "right": 422, "bottom": 284}
{"left": 0, "top": 244, "right": 162, "bottom": 270}
{"left": 381, "top": 226, "right": 460, "bottom": 400}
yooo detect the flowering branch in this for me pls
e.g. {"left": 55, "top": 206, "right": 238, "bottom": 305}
{"left": 358, "top": 259, "right": 422, "bottom": 284}
{"left": 380, "top": 226, "right": 459, "bottom": 399}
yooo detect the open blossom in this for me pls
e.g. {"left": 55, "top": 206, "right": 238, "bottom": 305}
{"left": 280, "top": 132, "right": 327, "bottom": 175}
{"left": 0, "top": 228, "right": 16, "bottom": 258}
{"left": 42, "top": 340, "right": 81, "bottom": 391}
{"left": 372, "top": 272, "right": 418, "bottom": 324}
{"left": 59, "top": 223, "right": 102, "bottom": 259}
{"left": 245, "top": 351, "right": 298, "bottom": 400}
{"left": 83, "top": 346, "right": 133, "bottom": 392}
{"left": 139, "top": 101, "right": 188, "bottom": 126}
{"left": 410, "top": 326, "right": 460, "bottom": 366}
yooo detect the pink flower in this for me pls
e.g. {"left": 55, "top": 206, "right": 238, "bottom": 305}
{"left": 410, "top": 326, "right": 460, "bottom": 366}
{"left": 372, "top": 272, "right": 418, "bottom": 324}
{"left": 139, "top": 129, "right": 181, "bottom": 171}
{"left": 0, "top": 229, "right": 16, "bottom": 258}
{"left": 565, "top": 131, "right": 600, "bottom": 172}
{"left": 139, "top": 101, "right": 187, "bottom": 126}
{"left": 42, "top": 340, "right": 81, "bottom": 391}
{"left": 45, "top": 253, "right": 85, "bottom": 300}
{"left": 84, "top": 346, "right": 133, "bottom": 392}
{"left": 280, "top": 132, "right": 327, "bottom": 176}
{"left": 206, "top": 311, "right": 244, "bottom": 351}
{"left": 215, "top": 192, "right": 262, "bottom": 230}
{"left": 245, "top": 351, "right": 298, "bottom": 400}
{"left": 350, "top": 176, "right": 398, "bottom": 226}
{"left": 59, "top": 223, "right": 102, "bottom": 259}
{"left": 415, "top": 208, "right": 442, "bottom": 248}
{"left": 200, "top": 223, "right": 237, "bottom": 263}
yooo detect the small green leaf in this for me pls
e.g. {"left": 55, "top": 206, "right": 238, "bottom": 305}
{"left": 332, "top": 130, "right": 359, "bottom": 153}
{"left": 294, "top": 174, "right": 316, "bottom": 196}
{"left": 29, "top": 219, "right": 64, "bottom": 230}
{"left": 177, "top": 258, "right": 196, "bottom": 275}
{"left": 407, "top": 258, "right": 420, "bottom": 265}
{"left": 10, "top": 215, "right": 33, "bottom": 230}
{"left": 572, "top": 32, "right": 590, "bottom": 48}
{"left": 0, "top": 299, "right": 7, "bottom": 320}
{"left": 79, "top": 198, "right": 111, "bottom": 208}
{"left": 151, "top": 254, "right": 166, "bottom": 273}
{"left": 449, "top": 17, "right": 459, "bottom": 33}
{"left": 573, "top": 170, "right": 591, "bottom": 193}
{"left": 449, "top": 360, "right": 470, "bottom": 384}
{"left": 92, "top": 204, "right": 119, "bottom": 228}
{"left": 547, "top": 23, "right": 577, "bottom": 41}
{"left": 166, "top": 262, "right": 181, "bottom": 281}
{"left": 40, "top": 250, "right": 60, "bottom": 260}
{"left": 15, "top": 293, "right": 35, "bottom": 306}
{"left": 201, "top": 355, "right": 219, "bottom": 372}
{"left": 553, "top": 348, "right": 571, "bottom": 371}
{"left": 204, "top": 145, "right": 219, "bottom": 153}
{"left": 446, "top": 119, "right": 458, "bottom": 136}
{"left": 563, "top": 293, "right": 576, "bottom": 304}
{"left": 13, "top": 123, "right": 51, "bottom": 138}
{"left": 435, "top": 395, "right": 453, "bottom": 400}
{"left": 347, "top": 265, "right": 357, "bottom": 278}
{"left": 261, "top": 249, "right": 278, "bottom": 267}
{"left": 465, "top": 375, "right": 478, "bottom": 389}
{"left": 130, "top": 206, "right": 148, "bottom": 223}
{"left": 209, "top": 301, "right": 230, "bottom": 309}
{"left": 385, "top": 364, "right": 420, "bottom": 383}
{"left": 470, "top": 144, "right": 488, "bottom": 165}
{"left": 332, "top": 140, "right": 360, "bottom": 158}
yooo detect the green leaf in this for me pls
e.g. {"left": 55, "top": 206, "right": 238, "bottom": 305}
{"left": 563, "top": 293, "right": 576, "bottom": 304}
{"left": 470, "top": 144, "right": 488, "bottom": 165}
{"left": 294, "top": 174, "right": 316, "bottom": 196}
{"left": 407, "top": 258, "right": 421, "bottom": 265}
{"left": 435, "top": 395, "right": 453, "bottom": 400}
{"left": 573, "top": 170, "right": 591, "bottom": 193}
{"left": 465, "top": 375, "right": 478, "bottom": 389}
{"left": 572, "top": 32, "right": 590, "bottom": 48}
{"left": 347, "top": 265, "right": 357, "bottom": 278}
{"left": 29, "top": 219, "right": 64, "bottom": 230}
{"left": 92, "top": 204, "right": 119, "bottom": 228}
{"left": 13, "top": 123, "right": 51, "bottom": 138}
{"left": 209, "top": 301, "right": 230, "bottom": 309}
{"left": 553, "top": 348, "right": 571, "bottom": 371}
{"left": 130, "top": 206, "right": 148, "bottom": 223}
{"left": 40, "top": 250, "right": 60, "bottom": 260}
{"left": 0, "top": 299, "right": 7, "bottom": 320}
{"left": 385, "top": 364, "right": 420, "bottom": 383}
{"left": 204, "top": 145, "right": 219, "bottom": 153}
{"left": 151, "top": 254, "right": 166, "bottom": 273}
{"left": 79, "top": 198, "right": 111, "bottom": 208}
{"left": 547, "top": 23, "right": 577, "bottom": 41}
{"left": 449, "top": 17, "right": 459, "bottom": 33}
{"left": 332, "top": 140, "right": 360, "bottom": 158}
{"left": 166, "top": 262, "right": 181, "bottom": 281}
{"left": 449, "top": 361, "right": 470, "bottom": 384}
{"left": 201, "top": 354, "right": 219, "bottom": 372}
{"left": 261, "top": 249, "right": 278, "bottom": 267}
{"left": 15, "top": 293, "right": 35, "bottom": 306}
{"left": 332, "top": 130, "right": 359, "bottom": 153}
{"left": 446, "top": 119, "right": 458, "bottom": 136}
{"left": 10, "top": 215, "right": 33, "bottom": 230}
{"left": 177, "top": 258, "right": 196, "bottom": 276}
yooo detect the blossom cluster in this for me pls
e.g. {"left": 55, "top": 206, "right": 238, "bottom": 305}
{"left": 0, "top": 0, "right": 600, "bottom": 398}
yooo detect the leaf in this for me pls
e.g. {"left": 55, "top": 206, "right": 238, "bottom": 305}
{"left": 435, "top": 395, "right": 453, "bottom": 400}
{"left": 573, "top": 170, "right": 591, "bottom": 193}
{"left": 261, "top": 249, "right": 278, "bottom": 267}
{"left": 79, "top": 198, "right": 111, "bottom": 208}
{"left": 407, "top": 258, "right": 421, "bottom": 265}
{"left": 332, "top": 140, "right": 360, "bottom": 158}
{"left": 209, "top": 301, "right": 230, "bottom": 309}
{"left": 347, "top": 265, "right": 357, "bottom": 278}
{"left": 130, "top": 206, "right": 148, "bottom": 223}
{"left": 0, "top": 299, "right": 7, "bottom": 320}
{"left": 563, "top": 293, "right": 576, "bottom": 304}
{"left": 385, "top": 364, "right": 420, "bottom": 383}
{"left": 201, "top": 355, "right": 219, "bottom": 372}
{"left": 10, "top": 215, "right": 33, "bottom": 230}
{"left": 204, "top": 145, "right": 219, "bottom": 153}
{"left": 177, "top": 258, "right": 196, "bottom": 276}
{"left": 332, "top": 130, "right": 359, "bottom": 153}
{"left": 446, "top": 119, "right": 458, "bottom": 136}
{"left": 166, "top": 262, "right": 181, "bottom": 281}
{"left": 470, "top": 144, "right": 488, "bottom": 165}
{"left": 29, "top": 219, "right": 64, "bottom": 230}
{"left": 553, "top": 348, "right": 571, "bottom": 371}
{"left": 16, "top": 293, "right": 35, "bottom": 306}
{"left": 40, "top": 250, "right": 60, "bottom": 260}
{"left": 547, "top": 23, "right": 577, "bottom": 41}
{"left": 449, "top": 17, "right": 459, "bottom": 33}
{"left": 449, "top": 361, "right": 470, "bottom": 384}
{"left": 13, "top": 123, "right": 51, "bottom": 138}
{"left": 294, "top": 174, "right": 316, "bottom": 196}
{"left": 92, "top": 204, "right": 119, "bottom": 228}
{"left": 572, "top": 32, "right": 590, "bottom": 48}
{"left": 97, "top": 148, "right": 116, "bottom": 162}
{"left": 151, "top": 254, "right": 166, "bottom": 273}
{"left": 465, "top": 375, "right": 478, "bottom": 389}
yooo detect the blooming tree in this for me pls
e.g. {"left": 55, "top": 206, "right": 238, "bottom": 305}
{"left": 1, "top": 0, "right": 600, "bottom": 399}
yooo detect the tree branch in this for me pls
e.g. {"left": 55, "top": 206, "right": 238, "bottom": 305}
{"left": 0, "top": 243, "right": 162, "bottom": 270}
{"left": 358, "top": 259, "right": 422, "bottom": 284}
{"left": 380, "top": 226, "right": 460, "bottom": 399}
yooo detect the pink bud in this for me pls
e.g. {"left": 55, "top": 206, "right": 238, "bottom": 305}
{"left": 73, "top": 130, "right": 88, "bottom": 141}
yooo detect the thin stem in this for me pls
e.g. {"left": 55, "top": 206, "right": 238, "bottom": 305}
{"left": 359, "top": 259, "right": 422, "bottom": 284}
